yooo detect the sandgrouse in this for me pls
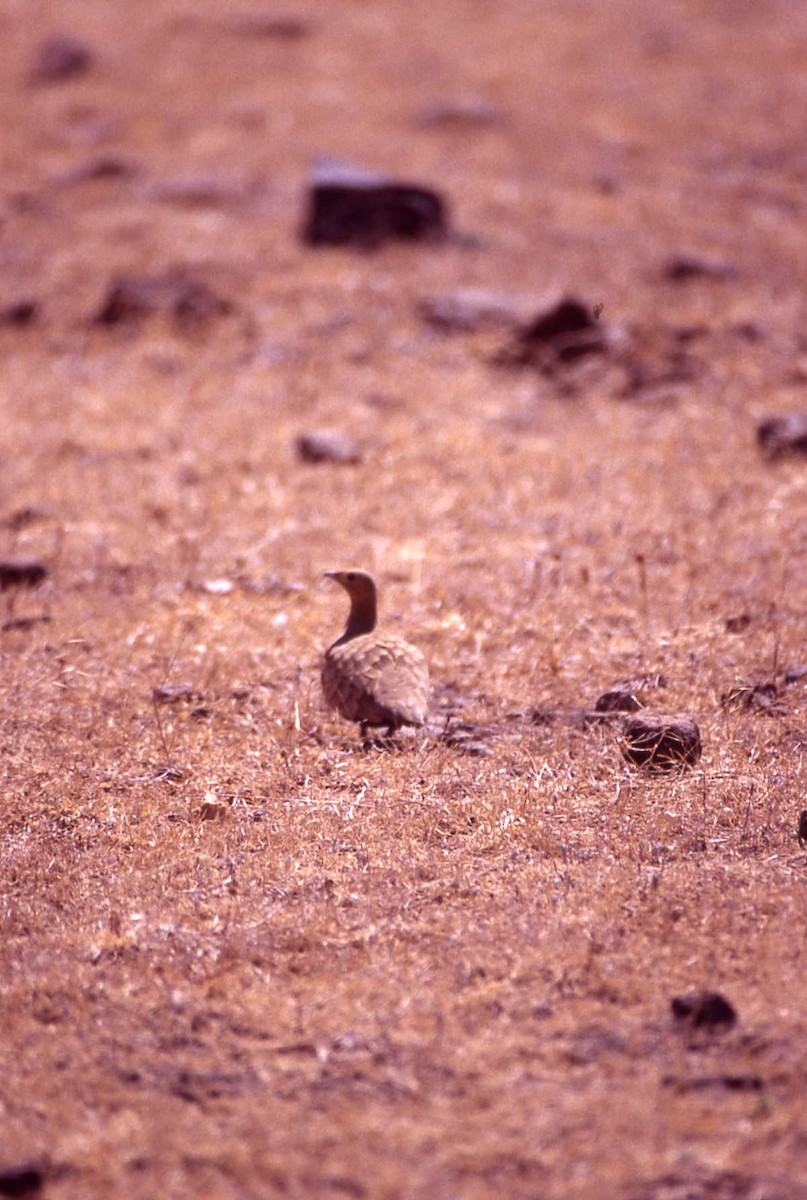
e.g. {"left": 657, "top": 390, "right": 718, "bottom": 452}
{"left": 321, "top": 570, "right": 429, "bottom": 739}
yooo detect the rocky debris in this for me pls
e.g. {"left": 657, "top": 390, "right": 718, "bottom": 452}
{"left": 301, "top": 156, "right": 448, "bottom": 248}
{"left": 724, "top": 613, "right": 752, "bottom": 633}
{"left": 594, "top": 689, "right": 643, "bottom": 714}
{"left": 721, "top": 681, "right": 784, "bottom": 715}
{"left": 662, "top": 254, "right": 737, "bottom": 282}
{"left": 621, "top": 714, "right": 702, "bottom": 770}
{"left": 495, "top": 296, "right": 611, "bottom": 370}
{"left": 414, "top": 98, "right": 503, "bottom": 129}
{"left": 228, "top": 14, "right": 310, "bottom": 39}
{"left": 784, "top": 664, "right": 807, "bottom": 685}
{"left": 0, "top": 1163, "right": 45, "bottom": 1197}
{"left": 93, "top": 272, "right": 232, "bottom": 329}
{"left": 797, "top": 810, "right": 807, "bottom": 847}
{"left": 419, "top": 288, "right": 540, "bottom": 333}
{"left": 439, "top": 719, "right": 495, "bottom": 757}
{"left": 152, "top": 683, "right": 201, "bottom": 705}
{"left": 296, "top": 430, "right": 362, "bottom": 465}
{"left": 757, "top": 412, "right": 807, "bottom": 459}
{"left": 29, "top": 35, "right": 93, "bottom": 83}
{"left": 671, "top": 990, "right": 737, "bottom": 1030}
{"left": 0, "top": 558, "right": 48, "bottom": 590}
{"left": 1, "top": 300, "right": 38, "bottom": 326}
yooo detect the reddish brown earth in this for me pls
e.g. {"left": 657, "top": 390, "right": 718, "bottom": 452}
{"left": 1, "top": 2, "right": 806, "bottom": 1197}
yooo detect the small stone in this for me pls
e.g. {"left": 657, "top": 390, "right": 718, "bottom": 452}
{"left": 724, "top": 613, "right": 751, "bottom": 633}
{"left": 93, "top": 272, "right": 231, "bottom": 328}
{"left": 594, "top": 689, "right": 642, "bottom": 714}
{"left": 622, "top": 714, "right": 702, "bottom": 771}
{"left": 0, "top": 1164, "right": 44, "bottom": 1197}
{"left": 419, "top": 288, "right": 540, "bottom": 333}
{"left": 496, "top": 296, "right": 610, "bottom": 369}
{"left": 798, "top": 810, "right": 807, "bottom": 847}
{"left": 784, "top": 664, "right": 807, "bottom": 685}
{"left": 1, "top": 300, "right": 38, "bottom": 325}
{"left": 757, "top": 412, "right": 807, "bottom": 459}
{"left": 296, "top": 430, "right": 362, "bottom": 465}
{"left": 0, "top": 558, "right": 48, "bottom": 590}
{"left": 152, "top": 683, "right": 199, "bottom": 704}
{"left": 671, "top": 990, "right": 737, "bottom": 1030}
{"left": 30, "top": 35, "right": 93, "bottom": 83}
{"left": 662, "top": 254, "right": 736, "bottom": 282}
{"left": 199, "top": 794, "right": 229, "bottom": 821}
{"left": 301, "top": 155, "right": 448, "bottom": 248}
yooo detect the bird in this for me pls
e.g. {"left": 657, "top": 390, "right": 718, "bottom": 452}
{"left": 321, "top": 569, "right": 429, "bottom": 740}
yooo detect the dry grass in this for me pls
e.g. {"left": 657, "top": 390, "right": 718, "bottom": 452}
{"left": 1, "top": 1, "right": 806, "bottom": 1197}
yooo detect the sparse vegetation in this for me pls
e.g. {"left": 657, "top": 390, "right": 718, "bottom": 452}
{"left": 1, "top": 2, "right": 806, "bottom": 1197}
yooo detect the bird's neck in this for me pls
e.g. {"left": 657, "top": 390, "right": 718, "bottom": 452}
{"left": 340, "top": 598, "right": 377, "bottom": 642}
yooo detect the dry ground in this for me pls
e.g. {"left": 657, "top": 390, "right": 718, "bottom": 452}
{"left": 1, "top": 1, "right": 806, "bottom": 1197}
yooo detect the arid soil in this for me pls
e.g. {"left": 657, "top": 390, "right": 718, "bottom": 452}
{"left": 1, "top": 2, "right": 806, "bottom": 1197}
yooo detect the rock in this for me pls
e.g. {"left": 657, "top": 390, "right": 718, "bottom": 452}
{"left": 29, "top": 35, "right": 93, "bottom": 83}
{"left": 0, "top": 1163, "right": 44, "bottom": 1197}
{"left": 0, "top": 558, "right": 48, "bottom": 590}
{"left": 1, "top": 300, "right": 38, "bottom": 326}
{"left": 496, "top": 296, "right": 610, "bottom": 369}
{"left": 594, "top": 689, "right": 642, "bottom": 714}
{"left": 797, "top": 810, "right": 807, "bottom": 847}
{"left": 724, "top": 613, "right": 751, "bottom": 633}
{"left": 784, "top": 664, "right": 807, "bottom": 685}
{"left": 301, "top": 156, "right": 448, "bottom": 248}
{"left": 671, "top": 990, "right": 737, "bottom": 1030}
{"left": 757, "top": 412, "right": 807, "bottom": 459}
{"left": 621, "top": 714, "right": 702, "bottom": 770}
{"left": 721, "top": 681, "right": 783, "bottom": 714}
{"left": 296, "top": 430, "right": 362, "bottom": 465}
{"left": 662, "top": 254, "right": 737, "bottom": 282}
{"left": 93, "top": 272, "right": 231, "bottom": 328}
{"left": 418, "top": 288, "right": 540, "bottom": 333}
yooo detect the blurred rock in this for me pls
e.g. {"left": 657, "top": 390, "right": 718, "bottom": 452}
{"left": 724, "top": 613, "right": 751, "bottom": 633}
{"left": 1, "top": 300, "right": 38, "bottom": 326}
{"left": 495, "top": 296, "right": 611, "bottom": 369}
{"left": 757, "top": 412, "right": 807, "bottom": 459}
{"left": 594, "top": 689, "right": 642, "bottom": 714}
{"left": 0, "top": 1163, "right": 44, "bottom": 1196}
{"left": 662, "top": 254, "right": 737, "bottom": 282}
{"left": 301, "top": 156, "right": 448, "bottom": 248}
{"left": 784, "top": 664, "right": 807, "bottom": 685}
{"left": 0, "top": 558, "right": 48, "bottom": 590}
{"left": 296, "top": 430, "right": 361, "bottom": 464}
{"left": 93, "top": 272, "right": 232, "bottom": 328}
{"left": 153, "top": 683, "right": 200, "bottom": 704}
{"left": 419, "top": 288, "right": 539, "bottom": 333}
{"left": 671, "top": 990, "right": 737, "bottom": 1030}
{"left": 30, "top": 35, "right": 93, "bottom": 83}
{"left": 621, "top": 714, "right": 702, "bottom": 770}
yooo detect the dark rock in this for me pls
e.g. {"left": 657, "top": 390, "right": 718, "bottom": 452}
{"left": 724, "top": 613, "right": 751, "bottom": 633}
{"left": 1, "top": 300, "right": 38, "bottom": 325}
{"left": 496, "top": 296, "right": 610, "bottom": 369}
{"left": 301, "top": 156, "right": 448, "bottom": 248}
{"left": 296, "top": 430, "right": 361, "bottom": 465}
{"left": 414, "top": 98, "right": 503, "bottom": 129}
{"left": 0, "top": 1165, "right": 44, "bottom": 1197}
{"left": 671, "top": 990, "right": 737, "bottom": 1030}
{"left": 594, "top": 689, "right": 642, "bottom": 714}
{"left": 721, "top": 681, "right": 783, "bottom": 714}
{"left": 757, "top": 412, "right": 807, "bottom": 459}
{"left": 93, "top": 273, "right": 231, "bottom": 328}
{"left": 30, "top": 35, "right": 93, "bottom": 83}
{"left": 0, "top": 558, "right": 48, "bottom": 590}
{"left": 798, "top": 810, "right": 807, "bottom": 847}
{"left": 662, "top": 254, "right": 736, "bottom": 282}
{"left": 622, "top": 714, "right": 702, "bottom": 770}
{"left": 228, "top": 15, "right": 310, "bottom": 39}
{"left": 784, "top": 664, "right": 807, "bottom": 685}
